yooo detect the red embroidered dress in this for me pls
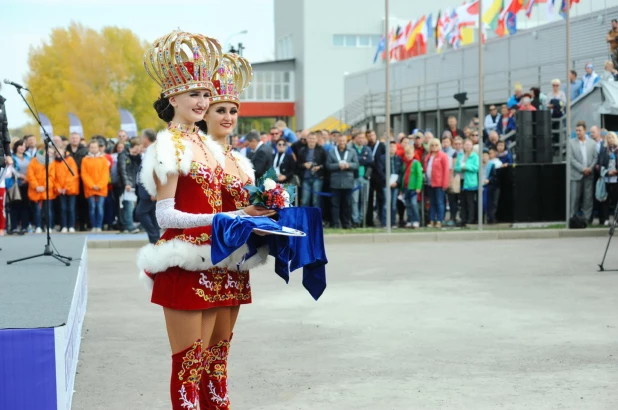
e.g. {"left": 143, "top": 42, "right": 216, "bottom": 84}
{"left": 137, "top": 123, "right": 267, "bottom": 310}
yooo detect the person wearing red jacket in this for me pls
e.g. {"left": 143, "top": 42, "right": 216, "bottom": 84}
{"left": 423, "top": 138, "right": 450, "bottom": 228}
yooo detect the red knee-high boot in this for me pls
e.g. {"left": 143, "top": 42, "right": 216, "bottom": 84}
{"left": 170, "top": 339, "right": 204, "bottom": 410}
{"left": 199, "top": 338, "right": 231, "bottom": 409}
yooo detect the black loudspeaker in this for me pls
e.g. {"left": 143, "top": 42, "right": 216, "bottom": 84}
{"left": 496, "top": 164, "right": 566, "bottom": 223}
{"left": 515, "top": 111, "right": 553, "bottom": 164}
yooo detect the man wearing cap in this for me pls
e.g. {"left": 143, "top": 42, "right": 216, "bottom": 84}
{"left": 581, "top": 63, "right": 600, "bottom": 94}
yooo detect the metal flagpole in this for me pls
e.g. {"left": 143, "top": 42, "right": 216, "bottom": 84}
{"left": 385, "top": 0, "right": 392, "bottom": 234}
{"left": 565, "top": 1, "right": 572, "bottom": 228}
{"left": 477, "top": 0, "right": 484, "bottom": 231}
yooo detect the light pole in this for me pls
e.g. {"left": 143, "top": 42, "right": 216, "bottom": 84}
{"left": 385, "top": 0, "right": 392, "bottom": 234}
{"left": 477, "top": 0, "right": 484, "bottom": 231}
{"left": 225, "top": 30, "right": 248, "bottom": 55}
{"left": 565, "top": 3, "right": 572, "bottom": 228}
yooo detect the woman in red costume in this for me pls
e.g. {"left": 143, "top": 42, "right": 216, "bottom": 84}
{"left": 137, "top": 31, "right": 273, "bottom": 409}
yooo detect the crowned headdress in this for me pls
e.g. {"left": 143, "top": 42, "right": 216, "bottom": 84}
{"left": 209, "top": 53, "right": 253, "bottom": 106}
{"left": 144, "top": 30, "right": 222, "bottom": 98}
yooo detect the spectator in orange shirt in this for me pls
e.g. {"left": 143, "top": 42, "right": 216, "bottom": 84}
{"left": 54, "top": 147, "right": 79, "bottom": 233}
{"left": 81, "top": 140, "right": 109, "bottom": 232}
{"left": 26, "top": 143, "right": 57, "bottom": 233}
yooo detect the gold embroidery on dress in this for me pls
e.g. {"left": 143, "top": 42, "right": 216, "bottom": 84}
{"left": 189, "top": 161, "right": 223, "bottom": 211}
{"left": 177, "top": 340, "right": 204, "bottom": 383}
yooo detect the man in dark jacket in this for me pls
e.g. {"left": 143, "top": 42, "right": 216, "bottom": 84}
{"left": 365, "top": 129, "right": 385, "bottom": 227}
{"left": 117, "top": 138, "right": 141, "bottom": 233}
{"left": 326, "top": 133, "right": 359, "bottom": 229}
{"left": 136, "top": 129, "right": 159, "bottom": 244}
{"left": 246, "top": 131, "right": 273, "bottom": 180}
{"left": 0, "top": 89, "right": 13, "bottom": 169}
{"left": 349, "top": 131, "right": 373, "bottom": 227}
{"left": 297, "top": 131, "right": 327, "bottom": 208}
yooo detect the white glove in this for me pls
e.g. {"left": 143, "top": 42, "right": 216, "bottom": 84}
{"left": 155, "top": 197, "right": 247, "bottom": 229}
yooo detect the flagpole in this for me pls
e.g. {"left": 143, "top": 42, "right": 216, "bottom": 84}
{"left": 565, "top": 0, "right": 572, "bottom": 228}
{"left": 385, "top": 0, "right": 392, "bottom": 234}
{"left": 477, "top": 0, "right": 484, "bottom": 231}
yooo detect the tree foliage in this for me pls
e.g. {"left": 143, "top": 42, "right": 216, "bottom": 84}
{"left": 25, "top": 22, "right": 164, "bottom": 140}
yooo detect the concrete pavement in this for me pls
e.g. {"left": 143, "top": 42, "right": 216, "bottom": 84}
{"left": 73, "top": 237, "right": 618, "bottom": 409}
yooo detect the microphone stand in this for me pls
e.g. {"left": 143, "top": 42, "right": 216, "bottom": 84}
{"left": 598, "top": 203, "right": 618, "bottom": 272}
{"left": 6, "top": 87, "right": 74, "bottom": 266}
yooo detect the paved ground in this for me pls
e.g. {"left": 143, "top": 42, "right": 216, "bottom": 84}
{"left": 73, "top": 237, "right": 618, "bottom": 410}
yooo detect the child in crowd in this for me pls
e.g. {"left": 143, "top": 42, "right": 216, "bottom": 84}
{"left": 26, "top": 144, "right": 57, "bottom": 233}
{"left": 81, "top": 140, "right": 109, "bottom": 232}
{"left": 54, "top": 148, "right": 80, "bottom": 233}
{"left": 496, "top": 141, "right": 513, "bottom": 165}
{"left": 401, "top": 145, "right": 423, "bottom": 229}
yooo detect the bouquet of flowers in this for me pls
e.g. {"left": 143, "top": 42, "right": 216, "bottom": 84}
{"left": 244, "top": 168, "right": 296, "bottom": 209}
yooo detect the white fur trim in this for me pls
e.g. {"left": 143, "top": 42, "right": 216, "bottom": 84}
{"left": 231, "top": 151, "right": 256, "bottom": 182}
{"left": 138, "top": 270, "right": 154, "bottom": 291}
{"left": 136, "top": 239, "right": 270, "bottom": 274}
{"left": 140, "top": 129, "right": 194, "bottom": 197}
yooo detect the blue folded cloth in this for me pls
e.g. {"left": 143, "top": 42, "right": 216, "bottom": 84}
{"left": 211, "top": 207, "right": 327, "bottom": 300}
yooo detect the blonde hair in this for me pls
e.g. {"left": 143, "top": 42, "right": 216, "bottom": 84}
{"left": 607, "top": 131, "right": 618, "bottom": 146}
{"left": 404, "top": 145, "right": 415, "bottom": 155}
{"left": 605, "top": 60, "right": 614, "bottom": 70}
{"left": 551, "top": 78, "right": 561, "bottom": 85}
{"left": 429, "top": 138, "right": 442, "bottom": 150}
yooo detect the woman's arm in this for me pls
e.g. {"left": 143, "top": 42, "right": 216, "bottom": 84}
{"left": 155, "top": 174, "right": 275, "bottom": 229}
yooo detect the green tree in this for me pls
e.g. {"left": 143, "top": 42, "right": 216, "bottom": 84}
{"left": 25, "top": 23, "right": 164, "bottom": 140}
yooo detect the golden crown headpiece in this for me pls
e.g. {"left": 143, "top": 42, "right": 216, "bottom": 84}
{"left": 209, "top": 53, "right": 253, "bottom": 106}
{"left": 144, "top": 30, "right": 222, "bottom": 98}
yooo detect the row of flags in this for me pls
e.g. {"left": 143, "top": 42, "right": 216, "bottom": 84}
{"left": 38, "top": 109, "right": 138, "bottom": 138}
{"left": 374, "top": 0, "right": 581, "bottom": 63}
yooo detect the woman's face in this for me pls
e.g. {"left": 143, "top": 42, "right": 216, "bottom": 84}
{"left": 116, "top": 143, "right": 125, "bottom": 153}
{"left": 463, "top": 140, "right": 473, "bottom": 153}
{"left": 16, "top": 144, "right": 25, "bottom": 155}
{"left": 204, "top": 102, "right": 238, "bottom": 138}
{"left": 429, "top": 141, "right": 440, "bottom": 153}
{"left": 169, "top": 89, "right": 210, "bottom": 125}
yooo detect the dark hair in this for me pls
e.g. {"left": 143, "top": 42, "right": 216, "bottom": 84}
{"left": 60, "top": 135, "right": 68, "bottom": 142}
{"left": 351, "top": 130, "right": 363, "bottom": 139}
{"left": 576, "top": 120, "right": 586, "bottom": 130}
{"left": 244, "top": 131, "right": 260, "bottom": 142}
{"left": 141, "top": 128, "right": 156, "bottom": 143}
{"left": 153, "top": 95, "right": 174, "bottom": 122}
{"left": 489, "top": 147, "right": 497, "bottom": 152}
{"left": 12, "top": 139, "right": 24, "bottom": 153}
{"left": 92, "top": 135, "right": 106, "bottom": 147}
{"left": 570, "top": 69, "right": 577, "bottom": 77}
{"left": 113, "top": 141, "right": 125, "bottom": 153}
{"left": 612, "top": 19, "right": 617, "bottom": 24}
{"left": 497, "top": 140, "right": 506, "bottom": 147}
{"left": 129, "top": 139, "right": 141, "bottom": 148}
{"left": 276, "top": 138, "right": 287, "bottom": 145}
{"left": 23, "top": 134, "right": 35, "bottom": 140}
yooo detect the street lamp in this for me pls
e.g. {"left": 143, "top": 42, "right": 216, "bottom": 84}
{"left": 225, "top": 30, "right": 248, "bottom": 56}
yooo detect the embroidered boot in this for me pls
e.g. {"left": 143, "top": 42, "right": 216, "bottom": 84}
{"left": 199, "top": 338, "right": 231, "bottom": 409}
{"left": 170, "top": 339, "right": 204, "bottom": 410}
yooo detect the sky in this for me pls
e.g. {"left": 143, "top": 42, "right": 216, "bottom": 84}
{"left": 0, "top": 0, "right": 275, "bottom": 128}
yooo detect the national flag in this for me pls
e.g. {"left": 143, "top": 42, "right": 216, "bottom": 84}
{"left": 506, "top": 12, "right": 517, "bottom": 34}
{"left": 526, "top": 0, "right": 536, "bottom": 18}
{"left": 405, "top": 15, "right": 427, "bottom": 50}
{"left": 456, "top": 0, "right": 480, "bottom": 29}
{"left": 373, "top": 35, "right": 385, "bottom": 63}
{"left": 435, "top": 10, "right": 442, "bottom": 49}
{"left": 559, "top": 0, "right": 580, "bottom": 18}
{"left": 503, "top": 0, "right": 525, "bottom": 14}
{"left": 547, "top": 0, "right": 559, "bottom": 21}
{"left": 460, "top": 26, "right": 475, "bottom": 46}
{"left": 483, "top": 0, "right": 504, "bottom": 29}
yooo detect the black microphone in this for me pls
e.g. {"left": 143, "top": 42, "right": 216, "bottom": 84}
{"left": 3, "top": 79, "right": 29, "bottom": 91}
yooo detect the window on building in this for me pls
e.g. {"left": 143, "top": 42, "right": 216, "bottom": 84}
{"left": 243, "top": 70, "right": 294, "bottom": 101}
{"left": 333, "top": 34, "right": 382, "bottom": 47}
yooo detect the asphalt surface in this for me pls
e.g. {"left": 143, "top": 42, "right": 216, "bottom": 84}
{"left": 73, "top": 237, "right": 618, "bottom": 410}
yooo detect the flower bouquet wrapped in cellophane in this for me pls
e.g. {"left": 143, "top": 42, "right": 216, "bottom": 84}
{"left": 243, "top": 168, "right": 296, "bottom": 209}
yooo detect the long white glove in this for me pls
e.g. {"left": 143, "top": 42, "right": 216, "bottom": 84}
{"left": 155, "top": 197, "right": 247, "bottom": 229}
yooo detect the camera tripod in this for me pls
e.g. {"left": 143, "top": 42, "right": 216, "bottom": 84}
{"left": 6, "top": 87, "right": 74, "bottom": 266}
{"left": 598, "top": 202, "right": 618, "bottom": 272}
